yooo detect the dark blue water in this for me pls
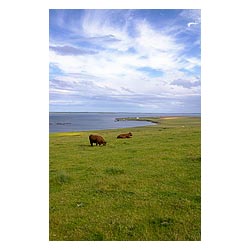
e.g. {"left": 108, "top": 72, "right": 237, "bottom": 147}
{"left": 49, "top": 112, "right": 200, "bottom": 133}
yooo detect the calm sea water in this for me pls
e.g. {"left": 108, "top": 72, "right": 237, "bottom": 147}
{"left": 49, "top": 112, "right": 200, "bottom": 133}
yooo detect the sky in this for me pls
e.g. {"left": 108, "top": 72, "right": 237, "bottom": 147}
{"left": 49, "top": 9, "right": 201, "bottom": 113}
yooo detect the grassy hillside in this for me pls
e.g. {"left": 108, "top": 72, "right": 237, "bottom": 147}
{"left": 49, "top": 116, "right": 201, "bottom": 241}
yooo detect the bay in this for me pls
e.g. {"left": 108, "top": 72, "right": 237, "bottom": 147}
{"left": 49, "top": 112, "right": 200, "bottom": 133}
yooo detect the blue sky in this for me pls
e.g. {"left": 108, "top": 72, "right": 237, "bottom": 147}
{"left": 49, "top": 9, "right": 200, "bottom": 113}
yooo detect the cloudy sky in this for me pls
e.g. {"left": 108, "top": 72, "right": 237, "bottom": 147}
{"left": 49, "top": 9, "right": 200, "bottom": 113}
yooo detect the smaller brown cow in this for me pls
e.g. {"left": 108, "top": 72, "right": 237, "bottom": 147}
{"left": 117, "top": 132, "right": 132, "bottom": 139}
{"left": 89, "top": 134, "right": 107, "bottom": 146}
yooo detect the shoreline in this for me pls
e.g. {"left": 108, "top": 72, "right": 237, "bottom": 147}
{"left": 49, "top": 116, "right": 200, "bottom": 135}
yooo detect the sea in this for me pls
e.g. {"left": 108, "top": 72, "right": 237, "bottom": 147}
{"left": 49, "top": 112, "right": 200, "bottom": 133}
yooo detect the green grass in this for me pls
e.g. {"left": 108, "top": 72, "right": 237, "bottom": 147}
{"left": 49, "top": 116, "right": 201, "bottom": 241}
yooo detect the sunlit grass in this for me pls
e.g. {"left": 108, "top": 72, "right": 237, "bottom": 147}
{"left": 49, "top": 116, "right": 201, "bottom": 240}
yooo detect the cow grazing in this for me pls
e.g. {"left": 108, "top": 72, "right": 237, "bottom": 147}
{"left": 89, "top": 134, "right": 107, "bottom": 146}
{"left": 117, "top": 132, "right": 133, "bottom": 139}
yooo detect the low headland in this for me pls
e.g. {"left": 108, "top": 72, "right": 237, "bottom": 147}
{"left": 50, "top": 116, "right": 201, "bottom": 240}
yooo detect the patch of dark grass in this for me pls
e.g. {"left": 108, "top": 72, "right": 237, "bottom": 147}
{"left": 149, "top": 217, "right": 175, "bottom": 228}
{"left": 88, "top": 232, "right": 104, "bottom": 241}
{"left": 121, "top": 190, "right": 135, "bottom": 196}
{"left": 127, "top": 225, "right": 136, "bottom": 237}
{"left": 105, "top": 167, "right": 125, "bottom": 175}
{"left": 126, "top": 149, "right": 137, "bottom": 153}
{"left": 94, "top": 184, "right": 136, "bottom": 199}
{"left": 157, "top": 191, "right": 178, "bottom": 198}
{"left": 52, "top": 171, "right": 71, "bottom": 185}
{"left": 186, "top": 155, "right": 201, "bottom": 163}
{"left": 192, "top": 195, "right": 201, "bottom": 203}
{"left": 50, "top": 206, "right": 56, "bottom": 212}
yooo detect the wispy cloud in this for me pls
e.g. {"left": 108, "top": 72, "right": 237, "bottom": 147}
{"left": 49, "top": 9, "right": 201, "bottom": 112}
{"left": 49, "top": 45, "right": 98, "bottom": 55}
{"left": 187, "top": 22, "right": 199, "bottom": 28}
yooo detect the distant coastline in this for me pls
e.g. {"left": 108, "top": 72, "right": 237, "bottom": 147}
{"left": 49, "top": 112, "right": 200, "bottom": 133}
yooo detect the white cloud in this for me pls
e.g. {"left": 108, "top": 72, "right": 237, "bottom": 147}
{"left": 49, "top": 88, "right": 76, "bottom": 95}
{"left": 187, "top": 22, "right": 199, "bottom": 28}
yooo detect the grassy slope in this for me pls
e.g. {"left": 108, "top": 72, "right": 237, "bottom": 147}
{"left": 49, "top": 116, "right": 201, "bottom": 241}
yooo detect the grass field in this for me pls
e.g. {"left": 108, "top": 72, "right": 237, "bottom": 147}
{"left": 49, "top": 116, "right": 201, "bottom": 241}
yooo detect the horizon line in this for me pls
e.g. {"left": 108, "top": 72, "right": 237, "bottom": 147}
{"left": 49, "top": 111, "right": 201, "bottom": 114}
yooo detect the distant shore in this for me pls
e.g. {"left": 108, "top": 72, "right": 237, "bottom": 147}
{"left": 49, "top": 112, "right": 201, "bottom": 133}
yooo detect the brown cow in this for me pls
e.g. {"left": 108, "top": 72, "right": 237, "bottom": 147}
{"left": 117, "top": 132, "right": 133, "bottom": 139}
{"left": 89, "top": 134, "right": 107, "bottom": 146}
